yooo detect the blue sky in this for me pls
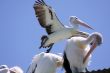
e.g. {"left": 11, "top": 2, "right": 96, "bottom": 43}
{"left": 0, "top": 0, "right": 110, "bottom": 72}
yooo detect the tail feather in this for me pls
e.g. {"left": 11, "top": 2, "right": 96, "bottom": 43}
{"left": 63, "top": 52, "right": 72, "bottom": 73}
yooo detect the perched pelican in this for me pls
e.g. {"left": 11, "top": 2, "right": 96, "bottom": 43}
{"left": 63, "top": 32, "right": 103, "bottom": 73}
{"left": 33, "top": 0, "right": 93, "bottom": 53}
{"left": 27, "top": 52, "right": 63, "bottom": 73}
{"left": 0, "top": 65, "right": 23, "bottom": 73}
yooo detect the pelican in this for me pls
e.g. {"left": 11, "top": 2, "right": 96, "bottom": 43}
{"left": 0, "top": 65, "right": 23, "bottom": 73}
{"left": 27, "top": 52, "right": 63, "bottom": 73}
{"left": 63, "top": 32, "right": 103, "bottom": 73}
{"left": 33, "top": 0, "right": 93, "bottom": 52}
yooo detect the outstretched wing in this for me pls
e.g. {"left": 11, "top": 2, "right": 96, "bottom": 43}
{"left": 33, "top": 0, "right": 64, "bottom": 34}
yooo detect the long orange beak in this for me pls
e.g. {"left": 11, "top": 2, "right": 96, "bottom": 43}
{"left": 83, "top": 39, "right": 97, "bottom": 63}
{"left": 74, "top": 19, "right": 94, "bottom": 30}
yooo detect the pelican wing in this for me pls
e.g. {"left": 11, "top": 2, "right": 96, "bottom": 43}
{"left": 33, "top": 0, "right": 64, "bottom": 34}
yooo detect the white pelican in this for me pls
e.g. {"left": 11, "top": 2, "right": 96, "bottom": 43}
{"left": 0, "top": 65, "right": 23, "bottom": 73}
{"left": 27, "top": 52, "right": 63, "bottom": 73}
{"left": 33, "top": 0, "right": 93, "bottom": 53}
{"left": 63, "top": 32, "right": 103, "bottom": 73}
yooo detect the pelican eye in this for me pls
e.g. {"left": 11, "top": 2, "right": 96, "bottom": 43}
{"left": 75, "top": 17, "right": 78, "bottom": 19}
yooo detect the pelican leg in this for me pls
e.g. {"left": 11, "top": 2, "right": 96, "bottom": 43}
{"left": 39, "top": 35, "right": 48, "bottom": 49}
{"left": 46, "top": 43, "right": 54, "bottom": 53}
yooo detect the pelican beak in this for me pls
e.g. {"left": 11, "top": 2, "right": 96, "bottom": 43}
{"left": 83, "top": 39, "right": 97, "bottom": 63}
{"left": 74, "top": 19, "right": 94, "bottom": 30}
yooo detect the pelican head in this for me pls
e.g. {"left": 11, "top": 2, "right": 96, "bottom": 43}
{"left": 70, "top": 16, "right": 94, "bottom": 30}
{"left": 0, "top": 65, "right": 8, "bottom": 69}
{"left": 70, "top": 16, "right": 78, "bottom": 23}
{"left": 91, "top": 32, "right": 103, "bottom": 46}
{"left": 83, "top": 32, "right": 103, "bottom": 63}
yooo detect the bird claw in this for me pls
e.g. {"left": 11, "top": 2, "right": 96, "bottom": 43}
{"left": 45, "top": 43, "right": 54, "bottom": 53}
{"left": 39, "top": 35, "right": 48, "bottom": 49}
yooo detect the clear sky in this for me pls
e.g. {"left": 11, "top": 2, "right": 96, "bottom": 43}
{"left": 0, "top": 0, "right": 110, "bottom": 73}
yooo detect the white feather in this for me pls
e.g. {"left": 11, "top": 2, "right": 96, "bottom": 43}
{"left": 65, "top": 37, "right": 91, "bottom": 72}
{"left": 27, "top": 52, "right": 63, "bottom": 73}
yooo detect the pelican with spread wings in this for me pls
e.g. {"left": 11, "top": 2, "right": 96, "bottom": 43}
{"left": 33, "top": 0, "right": 94, "bottom": 53}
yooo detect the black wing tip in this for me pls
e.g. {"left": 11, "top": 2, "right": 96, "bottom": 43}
{"left": 35, "top": 0, "right": 47, "bottom": 5}
{"left": 63, "top": 52, "right": 72, "bottom": 73}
